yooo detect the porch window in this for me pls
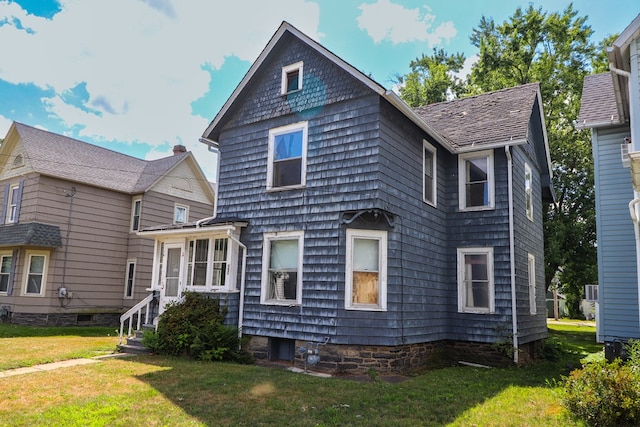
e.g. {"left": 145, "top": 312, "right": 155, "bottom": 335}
{"left": 156, "top": 242, "right": 165, "bottom": 288}
{"left": 528, "top": 253, "right": 536, "bottom": 314}
{"left": 186, "top": 238, "right": 228, "bottom": 289}
{"left": 187, "top": 239, "right": 209, "bottom": 287}
{"left": 23, "top": 251, "right": 48, "bottom": 296}
{"left": 459, "top": 150, "right": 494, "bottom": 210}
{"left": 457, "top": 247, "right": 494, "bottom": 313}
{"left": 261, "top": 231, "right": 303, "bottom": 305}
{"left": 124, "top": 260, "right": 136, "bottom": 298}
{"left": 0, "top": 253, "right": 12, "bottom": 293}
{"left": 212, "top": 238, "right": 228, "bottom": 287}
{"left": 345, "top": 229, "right": 387, "bottom": 311}
{"left": 267, "top": 122, "right": 308, "bottom": 190}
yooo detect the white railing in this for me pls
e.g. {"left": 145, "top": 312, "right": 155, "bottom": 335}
{"left": 118, "top": 293, "right": 155, "bottom": 345}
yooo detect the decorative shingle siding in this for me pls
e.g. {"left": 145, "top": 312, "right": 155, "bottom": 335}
{"left": 592, "top": 125, "right": 639, "bottom": 341}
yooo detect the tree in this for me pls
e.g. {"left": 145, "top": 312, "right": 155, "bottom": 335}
{"left": 397, "top": 48, "right": 467, "bottom": 107}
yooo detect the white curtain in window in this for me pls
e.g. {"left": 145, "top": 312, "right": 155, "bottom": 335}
{"left": 270, "top": 239, "right": 298, "bottom": 269}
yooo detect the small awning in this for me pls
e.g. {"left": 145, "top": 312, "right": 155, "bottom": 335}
{"left": 0, "top": 222, "right": 63, "bottom": 248}
{"left": 137, "top": 217, "right": 248, "bottom": 239}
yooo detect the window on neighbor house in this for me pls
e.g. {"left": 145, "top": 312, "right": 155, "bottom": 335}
{"left": 174, "top": 204, "right": 188, "bottom": 223}
{"left": 131, "top": 198, "right": 142, "bottom": 231}
{"left": 23, "top": 251, "right": 48, "bottom": 296}
{"left": 525, "top": 163, "right": 533, "bottom": 221}
{"left": 261, "top": 231, "right": 303, "bottom": 305}
{"left": 423, "top": 140, "right": 437, "bottom": 206}
{"left": 346, "top": 229, "right": 387, "bottom": 311}
{"left": 457, "top": 247, "right": 494, "bottom": 313}
{"left": 7, "top": 184, "right": 20, "bottom": 223}
{"left": 0, "top": 253, "right": 12, "bottom": 293}
{"left": 528, "top": 253, "right": 536, "bottom": 315}
{"left": 585, "top": 284, "right": 599, "bottom": 302}
{"left": 459, "top": 150, "right": 494, "bottom": 210}
{"left": 281, "top": 62, "right": 303, "bottom": 94}
{"left": 125, "top": 260, "right": 136, "bottom": 298}
{"left": 267, "top": 122, "right": 308, "bottom": 190}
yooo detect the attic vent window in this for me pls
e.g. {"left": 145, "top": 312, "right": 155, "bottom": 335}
{"left": 12, "top": 154, "right": 24, "bottom": 168}
{"left": 281, "top": 61, "right": 303, "bottom": 95}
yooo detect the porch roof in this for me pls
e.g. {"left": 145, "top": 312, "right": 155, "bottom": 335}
{"left": 0, "top": 223, "right": 62, "bottom": 248}
{"left": 137, "top": 217, "right": 248, "bottom": 238}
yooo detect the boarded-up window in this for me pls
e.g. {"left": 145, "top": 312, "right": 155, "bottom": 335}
{"left": 457, "top": 248, "right": 494, "bottom": 313}
{"left": 346, "top": 229, "right": 387, "bottom": 311}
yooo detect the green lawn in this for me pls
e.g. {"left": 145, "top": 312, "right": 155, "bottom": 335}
{"left": 0, "top": 322, "right": 598, "bottom": 426}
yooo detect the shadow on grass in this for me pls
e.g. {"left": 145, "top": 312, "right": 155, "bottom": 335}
{"left": 127, "top": 326, "right": 600, "bottom": 426}
{"left": 0, "top": 323, "right": 117, "bottom": 338}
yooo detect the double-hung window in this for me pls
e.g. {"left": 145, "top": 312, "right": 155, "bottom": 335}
{"left": 267, "top": 122, "right": 308, "bottom": 190}
{"left": 7, "top": 184, "right": 20, "bottom": 223}
{"left": 457, "top": 247, "right": 494, "bottom": 313}
{"left": 131, "top": 198, "right": 142, "bottom": 231}
{"left": 261, "top": 231, "right": 304, "bottom": 305}
{"left": 23, "top": 251, "right": 48, "bottom": 296}
{"left": 528, "top": 253, "right": 536, "bottom": 314}
{"left": 0, "top": 252, "right": 12, "bottom": 293}
{"left": 345, "top": 229, "right": 387, "bottom": 311}
{"left": 525, "top": 163, "right": 533, "bottom": 221}
{"left": 459, "top": 150, "right": 494, "bottom": 210}
{"left": 174, "top": 204, "right": 188, "bottom": 224}
{"left": 124, "top": 260, "right": 136, "bottom": 298}
{"left": 186, "top": 237, "right": 229, "bottom": 289}
{"left": 281, "top": 62, "right": 303, "bottom": 94}
{"left": 423, "top": 140, "right": 437, "bottom": 206}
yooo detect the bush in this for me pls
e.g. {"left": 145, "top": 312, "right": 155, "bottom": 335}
{"left": 154, "top": 292, "right": 252, "bottom": 364}
{"left": 562, "top": 341, "right": 640, "bottom": 426}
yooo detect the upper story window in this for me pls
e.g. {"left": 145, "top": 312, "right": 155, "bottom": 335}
{"left": 0, "top": 252, "right": 12, "bottom": 294}
{"left": 267, "top": 122, "right": 308, "bottom": 190}
{"left": 7, "top": 184, "right": 21, "bottom": 223}
{"left": 524, "top": 163, "right": 533, "bottom": 221}
{"left": 459, "top": 150, "right": 494, "bottom": 211}
{"left": 457, "top": 247, "right": 494, "bottom": 314}
{"left": 23, "top": 251, "right": 48, "bottom": 296}
{"left": 281, "top": 61, "right": 303, "bottom": 95}
{"left": 131, "top": 198, "right": 142, "bottom": 231}
{"left": 345, "top": 229, "right": 387, "bottom": 311}
{"left": 261, "top": 231, "right": 304, "bottom": 305}
{"left": 174, "top": 204, "right": 188, "bottom": 224}
{"left": 423, "top": 140, "right": 437, "bottom": 206}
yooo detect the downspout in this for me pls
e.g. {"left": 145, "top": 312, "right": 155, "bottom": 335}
{"left": 505, "top": 146, "right": 519, "bottom": 363}
{"left": 226, "top": 230, "right": 247, "bottom": 345}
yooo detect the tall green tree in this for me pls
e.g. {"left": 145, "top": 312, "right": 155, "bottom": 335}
{"left": 397, "top": 48, "right": 467, "bottom": 107}
{"left": 469, "top": 4, "right": 598, "bottom": 317}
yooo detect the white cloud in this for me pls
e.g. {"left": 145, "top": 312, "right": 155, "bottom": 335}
{"left": 357, "top": 0, "right": 456, "bottom": 45}
{"left": 0, "top": 0, "right": 321, "bottom": 180}
{"left": 0, "top": 114, "right": 12, "bottom": 138}
{"left": 454, "top": 54, "right": 479, "bottom": 81}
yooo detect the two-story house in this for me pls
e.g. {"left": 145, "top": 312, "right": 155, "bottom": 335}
{"left": 576, "top": 14, "right": 640, "bottom": 357}
{"left": 0, "top": 122, "right": 215, "bottom": 326}
{"left": 134, "top": 22, "right": 553, "bottom": 372}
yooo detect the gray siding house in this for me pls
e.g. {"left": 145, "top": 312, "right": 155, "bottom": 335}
{"left": 0, "top": 122, "right": 215, "bottom": 326}
{"left": 577, "top": 14, "right": 640, "bottom": 353}
{"left": 137, "top": 22, "right": 553, "bottom": 372}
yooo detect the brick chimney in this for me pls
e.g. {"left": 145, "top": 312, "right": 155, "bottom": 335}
{"left": 173, "top": 144, "right": 187, "bottom": 155}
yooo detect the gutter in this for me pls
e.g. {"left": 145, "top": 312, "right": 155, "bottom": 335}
{"left": 226, "top": 230, "right": 247, "bottom": 345}
{"left": 505, "top": 145, "right": 519, "bottom": 363}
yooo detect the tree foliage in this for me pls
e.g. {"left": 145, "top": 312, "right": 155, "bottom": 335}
{"left": 399, "top": 4, "right": 604, "bottom": 316}
{"left": 397, "top": 48, "right": 467, "bottom": 107}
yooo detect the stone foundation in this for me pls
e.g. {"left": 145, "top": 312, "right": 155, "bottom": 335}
{"left": 9, "top": 312, "right": 120, "bottom": 327}
{"left": 246, "top": 335, "right": 543, "bottom": 374}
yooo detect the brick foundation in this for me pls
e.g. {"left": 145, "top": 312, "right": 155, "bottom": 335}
{"left": 246, "top": 335, "right": 543, "bottom": 374}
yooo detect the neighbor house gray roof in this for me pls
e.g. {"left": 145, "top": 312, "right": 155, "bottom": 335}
{"left": 13, "top": 122, "right": 187, "bottom": 193}
{"left": 0, "top": 222, "right": 62, "bottom": 248}
{"left": 414, "top": 83, "right": 541, "bottom": 150}
{"left": 576, "top": 73, "right": 622, "bottom": 129}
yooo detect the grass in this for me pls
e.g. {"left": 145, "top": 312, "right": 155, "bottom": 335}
{"left": 0, "top": 324, "right": 119, "bottom": 370}
{"left": 0, "top": 322, "right": 598, "bottom": 426}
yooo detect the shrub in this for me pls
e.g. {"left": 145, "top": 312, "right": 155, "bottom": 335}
{"left": 562, "top": 341, "right": 640, "bottom": 426}
{"left": 154, "top": 292, "right": 252, "bottom": 364}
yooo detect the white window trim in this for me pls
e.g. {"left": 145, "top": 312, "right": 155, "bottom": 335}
{"left": 458, "top": 150, "right": 495, "bottom": 211}
{"left": 525, "top": 162, "right": 533, "bottom": 222}
{"left": 457, "top": 247, "right": 494, "bottom": 314}
{"left": 174, "top": 204, "right": 189, "bottom": 224}
{"left": 7, "top": 184, "right": 20, "bottom": 224}
{"left": 423, "top": 140, "right": 437, "bottom": 206}
{"left": 124, "top": 259, "right": 136, "bottom": 299}
{"left": 22, "top": 250, "right": 48, "bottom": 297}
{"left": 266, "top": 121, "right": 308, "bottom": 191}
{"left": 131, "top": 198, "right": 142, "bottom": 232}
{"left": 345, "top": 229, "right": 388, "bottom": 311}
{"left": 184, "top": 236, "right": 232, "bottom": 292}
{"left": 261, "top": 231, "right": 304, "bottom": 306}
{"left": 528, "top": 253, "right": 537, "bottom": 315}
{"left": 281, "top": 61, "right": 303, "bottom": 95}
{"left": 0, "top": 250, "right": 12, "bottom": 295}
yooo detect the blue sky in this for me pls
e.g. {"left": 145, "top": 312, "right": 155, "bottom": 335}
{"left": 0, "top": 0, "right": 638, "bottom": 180}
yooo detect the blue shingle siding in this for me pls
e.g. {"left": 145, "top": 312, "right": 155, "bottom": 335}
{"left": 592, "top": 125, "right": 639, "bottom": 342}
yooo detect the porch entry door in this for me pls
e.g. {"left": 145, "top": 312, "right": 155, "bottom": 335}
{"left": 159, "top": 243, "right": 185, "bottom": 314}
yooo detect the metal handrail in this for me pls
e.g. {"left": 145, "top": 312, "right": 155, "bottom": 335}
{"left": 118, "top": 293, "right": 155, "bottom": 345}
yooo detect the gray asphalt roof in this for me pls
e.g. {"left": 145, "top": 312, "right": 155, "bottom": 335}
{"left": 414, "top": 83, "right": 541, "bottom": 150}
{"left": 0, "top": 222, "right": 62, "bottom": 248}
{"left": 13, "top": 122, "right": 186, "bottom": 193}
{"left": 576, "top": 73, "right": 620, "bottom": 128}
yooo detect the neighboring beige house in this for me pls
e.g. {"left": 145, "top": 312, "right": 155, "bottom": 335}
{"left": 0, "top": 122, "right": 215, "bottom": 326}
